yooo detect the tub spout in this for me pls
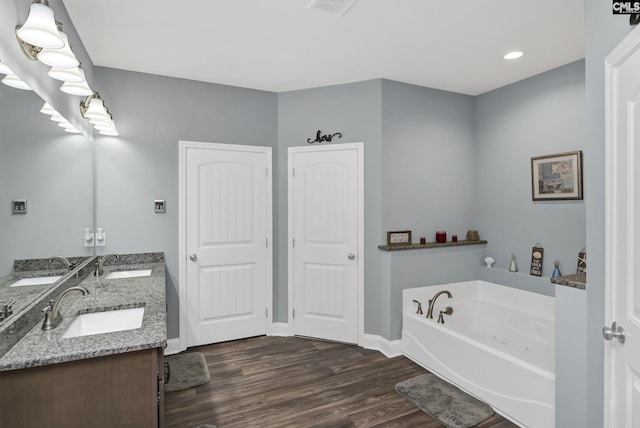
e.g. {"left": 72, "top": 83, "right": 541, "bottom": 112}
{"left": 426, "top": 290, "right": 452, "bottom": 319}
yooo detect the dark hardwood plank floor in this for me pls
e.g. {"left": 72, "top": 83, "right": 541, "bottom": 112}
{"left": 164, "top": 336, "right": 518, "bottom": 428}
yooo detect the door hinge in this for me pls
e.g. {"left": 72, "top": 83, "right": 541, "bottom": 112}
{"left": 292, "top": 308, "right": 295, "bottom": 319}
{"left": 266, "top": 167, "right": 269, "bottom": 177}
{"left": 266, "top": 308, "right": 268, "bottom": 318}
{"left": 292, "top": 238, "right": 295, "bottom": 248}
{"left": 266, "top": 237, "right": 268, "bottom": 247}
{"left": 292, "top": 168, "right": 295, "bottom": 177}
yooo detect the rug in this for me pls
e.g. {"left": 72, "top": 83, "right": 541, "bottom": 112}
{"left": 395, "top": 373, "right": 494, "bottom": 428}
{"left": 164, "top": 352, "right": 211, "bottom": 393}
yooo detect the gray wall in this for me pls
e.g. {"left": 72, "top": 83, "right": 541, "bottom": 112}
{"left": 584, "top": 3, "right": 632, "bottom": 427}
{"left": 277, "top": 80, "right": 384, "bottom": 332}
{"left": 93, "top": 67, "right": 278, "bottom": 338}
{"left": 474, "top": 60, "right": 586, "bottom": 281}
{"left": 380, "top": 79, "right": 479, "bottom": 339}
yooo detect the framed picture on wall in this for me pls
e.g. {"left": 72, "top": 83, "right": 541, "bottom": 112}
{"left": 386, "top": 230, "right": 412, "bottom": 246}
{"left": 531, "top": 150, "right": 583, "bottom": 201}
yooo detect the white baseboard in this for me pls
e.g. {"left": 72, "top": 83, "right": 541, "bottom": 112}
{"left": 167, "top": 328, "right": 402, "bottom": 359}
{"left": 164, "top": 338, "right": 184, "bottom": 355}
{"left": 269, "top": 322, "right": 291, "bottom": 337}
{"left": 361, "top": 334, "right": 402, "bottom": 358}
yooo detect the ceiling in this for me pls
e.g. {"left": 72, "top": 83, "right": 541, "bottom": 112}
{"left": 61, "top": 0, "right": 585, "bottom": 96}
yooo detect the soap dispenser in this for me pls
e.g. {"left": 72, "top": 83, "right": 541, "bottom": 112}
{"left": 509, "top": 254, "right": 518, "bottom": 272}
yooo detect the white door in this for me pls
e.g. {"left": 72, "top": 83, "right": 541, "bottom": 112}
{"left": 181, "top": 141, "right": 272, "bottom": 347}
{"left": 604, "top": 25, "right": 640, "bottom": 426}
{"left": 288, "top": 143, "right": 363, "bottom": 344}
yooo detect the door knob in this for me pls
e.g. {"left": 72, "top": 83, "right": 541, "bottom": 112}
{"left": 189, "top": 254, "right": 197, "bottom": 262}
{"left": 603, "top": 321, "right": 625, "bottom": 343}
{"left": 348, "top": 253, "right": 356, "bottom": 260}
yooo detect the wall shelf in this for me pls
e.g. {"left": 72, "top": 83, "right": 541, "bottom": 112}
{"left": 378, "top": 239, "right": 487, "bottom": 251}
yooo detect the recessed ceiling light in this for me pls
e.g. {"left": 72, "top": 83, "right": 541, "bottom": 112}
{"left": 504, "top": 51, "right": 524, "bottom": 60}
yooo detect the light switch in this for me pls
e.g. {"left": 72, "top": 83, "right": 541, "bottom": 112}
{"left": 12, "top": 199, "right": 27, "bottom": 214}
{"left": 154, "top": 200, "right": 165, "bottom": 213}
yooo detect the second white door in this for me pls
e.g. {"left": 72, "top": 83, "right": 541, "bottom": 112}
{"left": 289, "top": 143, "right": 363, "bottom": 344}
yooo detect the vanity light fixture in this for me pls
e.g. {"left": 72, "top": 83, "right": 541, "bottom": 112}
{"left": 39, "top": 102, "right": 81, "bottom": 134}
{"left": 504, "top": 51, "right": 524, "bottom": 60}
{"left": 16, "top": 0, "right": 64, "bottom": 50}
{"left": 1, "top": 74, "right": 32, "bottom": 90}
{"left": 60, "top": 76, "right": 93, "bottom": 96}
{"left": 80, "top": 93, "right": 119, "bottom": 136}
{"left": 36, "top": 25, "right": 79, "bottom": 69}
{"left": 47, "top": 65, "right": 84, "bottom": 83}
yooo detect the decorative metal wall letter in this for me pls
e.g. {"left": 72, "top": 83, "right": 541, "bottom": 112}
{"left": 307, "top": 130, "right": 343, "bottom": 144}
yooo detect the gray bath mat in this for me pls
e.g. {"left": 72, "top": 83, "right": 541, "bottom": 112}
{"left": 395, "top": 373, "right": 494, "bottom": 428}
{"left": 164, "top": 352, "right": 211, "bottom": 393}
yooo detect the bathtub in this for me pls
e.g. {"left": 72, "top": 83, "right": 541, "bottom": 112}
{"left": 401, "top": 280, "right": 555, "bottom": 428}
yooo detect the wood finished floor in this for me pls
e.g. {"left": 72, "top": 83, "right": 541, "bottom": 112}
{"left": 164, "top": 336, "right": 518, "bottom": 428}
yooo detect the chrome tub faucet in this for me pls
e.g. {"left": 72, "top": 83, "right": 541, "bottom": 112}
{"left": 426, "top": 290, "right": 452, "bottom": 319}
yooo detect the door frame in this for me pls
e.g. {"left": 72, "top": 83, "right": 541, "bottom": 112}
{"left": 178, "top": 140, "right": 273, "bottom": 352}
{"left": 603, "top": 24, "right": 640, "bottom": 425}
{"left": 287, "top": 142, "right": 365, "bottom": 345}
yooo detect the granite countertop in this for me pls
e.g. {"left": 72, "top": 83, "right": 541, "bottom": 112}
{"left": 0, "top": 268, "right": 68, "bottom": 322}
{"left": 551, "top": 273, "right": 586, "bottom": 290}
{"left": 0, "top": 261, "right": 166, "bottom": 371}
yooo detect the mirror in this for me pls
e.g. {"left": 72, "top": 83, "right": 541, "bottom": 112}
{"left": 0, "top": 73, "right": 94, "bottom": 321}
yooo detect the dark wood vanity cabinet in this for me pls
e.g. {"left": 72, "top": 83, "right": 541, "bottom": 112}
{"left": 0, "top": 348, "right": 164, "bottom": 428}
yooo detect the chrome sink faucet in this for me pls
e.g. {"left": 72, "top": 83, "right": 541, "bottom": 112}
{"left": 42, "top": 286, "right": 89, "bottom": 330}
{"left": 49, "top": 255, "right": 75, "bottom": 271}
{"left": 426, "top": 290, "right": 452, "bottom": 319}
{"left": 94, "top": 253, "right": 120, "bottom": 277}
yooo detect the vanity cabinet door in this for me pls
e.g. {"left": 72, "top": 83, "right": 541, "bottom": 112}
{"left": 0, "top": 348, "right": 163, "bottom": 428}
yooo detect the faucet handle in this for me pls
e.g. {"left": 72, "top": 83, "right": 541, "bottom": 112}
{"left": 42, "top": 299, "right": 55, "bottom": 313}
{"left": 412, "top": 299, "right": 423, "bottom": 315}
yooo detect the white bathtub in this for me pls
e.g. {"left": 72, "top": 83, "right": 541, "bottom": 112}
{"left": 401, "top": 280, "right": 555, "bottom": 428}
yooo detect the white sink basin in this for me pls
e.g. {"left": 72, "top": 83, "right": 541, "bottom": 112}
{"left": 10, "top": 276, "right": 62, "bottom": 287}
{"left": 104, "top": 269, "right": 152, "bottom": 280}
{"left": 62, "top": 307, "right": 145, "bottom": 339}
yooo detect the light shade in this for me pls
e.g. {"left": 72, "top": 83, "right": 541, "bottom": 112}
{"left": 98, "top": 126, "right": 119, "bottom": 136}
{"left": 48, "top": 66, "right": 84, "bottom": 83}
{"left": 16, "top": 1, "right": 64, "bottom": 49}
{"left": 37, "top": 31, "right": 79, "bottom": 68}
{"left": 60, "top": 75, "right": 93, "bottom": 96}
{"left": 1, "top": 74, "right": 32, "bottom": 90}
{"left": 0, "top": 61, "right": 12, "bottom": 75}
{"left": 84, "top": 97, "right": 110, "bottom": 120}
{"left": 40, "top": 102, "right": 57, "bottom": 115}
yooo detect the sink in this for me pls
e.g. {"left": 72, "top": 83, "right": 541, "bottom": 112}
{"left": 10, "top": 276, "right": 62, "bottom": 287}
{"left": 62, "top": 307, "right": 145, "bottom": 339}
{"left": 104, "top": 269, "right": 152, "bottom": 279}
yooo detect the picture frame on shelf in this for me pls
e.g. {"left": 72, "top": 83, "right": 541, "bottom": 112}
{"left": 386, "top": 230, "right": 412, "bottom": 246}
{"left": 531, "top": 150, "right": 583, "bottom": 201}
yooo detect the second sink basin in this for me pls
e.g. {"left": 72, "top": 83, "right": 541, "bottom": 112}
{"left": 62, "top": 307, "right": 145, "bottom": 339}
{"left": 10, "top": 276, "right": 62, "bottom": 287}
{"left": 104, "top": 269, "right": 152, "bottom": 279}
